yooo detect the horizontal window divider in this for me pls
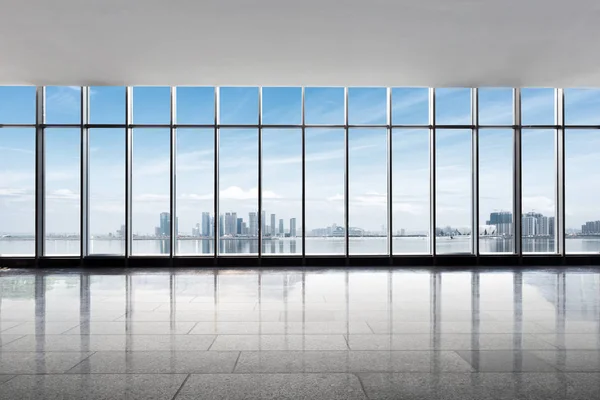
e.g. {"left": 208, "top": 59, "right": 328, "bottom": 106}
{"left": 0, "top": 124, "right": 36, "bottom": 128}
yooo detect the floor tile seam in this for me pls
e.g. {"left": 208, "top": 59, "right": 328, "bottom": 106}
{"left": 58, "top": 323, "right": 83, "bottom": 335}
{"left": 110, "top": 313, "right": 128, "bottom": 322}
{"left": 0, "top": 371, "right": 580, "bottom": 376}
{"left": 529, "top": 334, "right": 566, "bottom": 350}
{"left": 350, "top": 372, "right": 370, "bottom": 399}
{"left": 0, "top": 375, "right": 18, "bottom": 387}
{"left": 0, "top": 334, "right": 27, "bottom": 347}
{"left": 364, "top": 321, "right": 376, "bottom": 334}
{"left": 62, "top": 351, "right": 98, "bottom": 373}
{"left": 231, "top": 352, "right": 242, "bottom": 373}
{"left": 206, "top": 335, "right": 219, "bottom": 351}
{"left": 0, "top": 321, "right": 28, "bottom": 333}
{"left": 184, "top": 322, "right": 200, "bottom": 335}
{"left": 169, "top": 373, "right": 191, "bottom": 400}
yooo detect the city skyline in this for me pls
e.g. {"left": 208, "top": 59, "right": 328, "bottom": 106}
{"left": 2, "top": 87, "right": 600, "bottom": 240}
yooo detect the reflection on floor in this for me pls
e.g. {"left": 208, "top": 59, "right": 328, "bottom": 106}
{"left": 0, "top": 267, "right": 600, "bottom": 399}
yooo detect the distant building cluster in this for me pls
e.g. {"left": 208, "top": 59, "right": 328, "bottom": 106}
{"left": 309, "top": 224, "right": 364, "bottom": 237}
{"left": 174, "top": 211, "right": 297, "bottom": 238}
{"left": 522, "top": 212, "right": 555, "bottom": 237}
{"left": 581, "top": 220, "right": 600, "bottom": 235}
{"left": 486, "top": 211, "right": 513, "bottom": 236}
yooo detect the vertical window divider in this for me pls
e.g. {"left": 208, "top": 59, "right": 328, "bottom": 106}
{"left": 513, "top": 88, "right": 522, "bottom": 256}
{"left": 80, "top": 86, "right": 90, "bottom": 258}
{"left": 214, "top": 87, "right": 220, "bottom": 260}
{"left": 258, "top": 87, "right": 263, "bottom": 259}
{"left": 125, "top": 87, "right": 133, "bottom": 259}
{"left": 471, "top": 88, "right": 479, "bottom": 256}
{"left": 301, "top": 87, "right": 306, "bottom": 261}
{"left": 387, "top": 87, "right": 393, "bottom": 259}
{"left": 429, "top": 88, "right": 436, "bottom": 256}
{"left": 556, "top": 88, "right": 566, "bottom": 255}
{"left": 344, "top": 87, "right": 349, "bottom": 260}
{"left": 35, "top": 87, "right": 45, "bottom": 259}
{"left": 170, "top": 87, "right": 177, "bottom": 258}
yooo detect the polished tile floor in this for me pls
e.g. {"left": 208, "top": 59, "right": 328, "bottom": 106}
{"left": 1, "top": 267, "right": 600, "bottom": 399}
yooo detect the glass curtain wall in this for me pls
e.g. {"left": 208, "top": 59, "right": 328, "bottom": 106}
{"left": 2, "top": 86, "right": 599, "bottom": 258}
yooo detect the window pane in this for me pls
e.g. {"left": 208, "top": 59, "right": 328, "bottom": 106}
{"left": 521, "top": 88, "right": 554, "bottom": 126}
{"left": 348, "top": 88, "right": 386, "bottom": 125}
{"left": 435, "top": 129, "right": 471, "bottom": 254}
{"left": 132, "top": 129, "right": 170, "bottom": 255}
{"left": 176, "top": 128, "right": 214, "bottom": 255}
{"left": 261, "top": 129, "right": 302, "bottom": 255}
{"left": 45, "top": 128, "right": 80, "bottom": 255}
{"left": 262, "top": 87, "right": 302, "bottom": 125}
{"left": 0, "top": 128, "right": 35, "bottom": 255}
{"left": 392, "top": 129, "right": 430, "bottom": 254}
{"left": 522, "top": 129, "right": 555, "bottom": 253}
{"left": 479, "top": 129, "right": 514, "bottom": 253}
{"left": 45, "top": 86, "right": 81, "bottom": 124}
{"left": 392, "top": 88, "right": 429, "bottom": 125}
{"left": 566, "top": 130, "right": 600, "bottom": 253}
{"left": 0, "top": 86, "right": 35, "bottom": 124}
{"left": 435, "top": 88, "right": 471, "bottom": 125}
{"left": 305, "top": 88, "right": 344, "bottom": 125}
{"left": 349, "top": 128, "right": 387, "bottom": 254}
{"left": 89, "top": 129, "right": 125, "bottom": 255}
{"left": 479, "top": 88, "right": 513, "bottom": 125}
{"left": 305, "top": 128, "right": 345, "bottom": 254}
{"left": 176, "top": 87, "right": 214, "bottom": 125}
{"left": 565, "top": 89, "right": 600, "bottom": 125}
{"left": 219, "top": 87, "right": 258, "bottom": 125}
{"left": 219, "top": 129, "right": 258, "bottom": 254}
{"left": 133, "top": 87, "right": 170, "bottom": 125}
{"left": 89, "top": 86, "right": 125, "bottom": 124}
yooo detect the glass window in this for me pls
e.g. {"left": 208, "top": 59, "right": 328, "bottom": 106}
{"left": 478, "top": 88, "right": 513, "bottom": 125}
{"left": 89, "top": 86, "right": 126, "bottom": 124}
{"left": 0, "top": 86, "right": 36, "bottom": 124}
{"left": 45, "top": 128, "right": 80, "bottom": 255}
{"left": 522, "top": 129, "right": 556, "bottom": 253}
{"left": 0, "top": 128, "right": 35, "bottom": 255}
{"left": 305, "top": 128, "right": 345, "bottom": 254}
{"left": 89, "top": 129, "right": 125, "bottom": 255}
{"left": 349, "top": 128, "right": 387, "bottom": 254}
{"left": 566, "top": 130, "right": 600, "bottom": 253}
{"left": 262, "top": 87, "right": 302, "bottom": 125}
{"left": 348, "top": 88, "right": 386, "bottom": 125}
{"left": 435, "top": 88, "right": 471, "bottom": 125}
{"left": 392, "top": 129, "right": 430, "bottom": 254}
{"left": 175, "top": 128, "right": 214, "bottom": 255}
{"left": 132, "top": 128, "right": 170, "bottom": 255}
{"left": 305, "top": 87, "right": 344, "bottom": 125}
{"left": 521, "top": 88, "right": 554, "bottom": 126}
{"left": 133, "top": 87, "right": 170, "bottom": 125}
{"left": 176, "top": 87, "right": 214, "bottom": 125}
{"left": 45, "top": 86, "right": 81, "bottom": 124}
{"left": 478, "top": 129, "right": 514, "bottom": 253}
{"left": 219, "top": 129, "right": 258, "bottom": 254}
{"left": 435, "top": 129, "right": 472, "bottom": 254}
{"left": 219, "top": 87, "right": 258, "bottom": 125}
{"left": 565, "top": 89, "right": 600, "bottom": 126}
{"left": 261, "top": 129, "right": 302, "bottom": 255}
{"left": 392, "top": 88, "right": 429, "bottom": 125}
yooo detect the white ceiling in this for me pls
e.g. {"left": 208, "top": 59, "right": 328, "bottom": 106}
{"left": 1, "top": 0, "right": 599, "bottom": 87}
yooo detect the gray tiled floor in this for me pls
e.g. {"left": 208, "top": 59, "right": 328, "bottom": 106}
{"left": 1, "top": 267, "right": 600, "bottom": 399}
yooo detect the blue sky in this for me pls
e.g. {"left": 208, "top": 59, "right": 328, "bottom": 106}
{"left": 0, "top": 86, "right": 599, "bottom": 236}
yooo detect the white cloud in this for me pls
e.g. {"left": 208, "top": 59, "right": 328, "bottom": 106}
{"left": 326, "top": 194, "right": 344, "bottom": 202}
{"left": 47, "top": 189, "right": 79, "bottom": 200}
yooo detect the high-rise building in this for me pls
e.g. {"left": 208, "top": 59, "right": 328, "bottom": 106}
{"left": 237, "top": 218, "right": 243, "bottom": 235}
{"left": 279, "top": 219, "right": 284, "bottom": 235}
{"left": 219, "top": 215, "right": 224, "bottom": 237}
{"left": 249, "top": 212, "right": 258, "bottom": 236}
{"left": 159, "top": 212, "right": 170, "bottom": 237}
{"left": 548, "top": 216, "right": 555, "bottom": 237}
{"left": 201, "top": 212, "right": 211, "bottom": 237}
{"left": 117, "top": 224, "right": 126, "bottom": 238}
{"left": 270, "top": 214, "right": 276, "bottom": 236}
{"left": 290, "top": 218, "right": 297, "bottom": 237}
{"left": 537, "top": 216, "right": 550, "bottom": 236}
{"left": 224, "top": 212, "right": 237, "bottom": 235}
{"left": 261, "top": 210, "right": 266, "bottom": 236}
{"left": 522, "top": 215, "right": 537, "bottom": 237}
